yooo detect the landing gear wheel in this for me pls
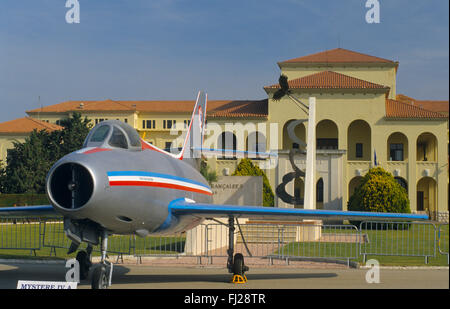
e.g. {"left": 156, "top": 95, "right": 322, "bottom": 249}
{"left": 76, "top": 251, "right": 91, "bottom": 280}
{"left": 231, "top": 253, "right": 249, "bottom": 284}
{"left": 232, "top": 253, "right": 245, "bottom": 276}
{"left": 91, "top": 265, "right": 109, "bottom": 289}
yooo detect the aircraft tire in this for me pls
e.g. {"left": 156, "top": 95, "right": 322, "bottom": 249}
{"left": 76, "top": 251, "right": 91, "bottom": 280}
{"left": 91, "top": 265, "right": 108, "bottom": 289}
{"left": 232, "top": 253, "right": 245, "bottom": 276}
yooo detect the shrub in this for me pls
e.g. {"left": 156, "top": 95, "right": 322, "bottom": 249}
{"left": 348, "top": 167, "right": 411, "bottom": 228}
{"left": 232, "top": 158, "right": 274, "bottom": 207}
{"left": 199, "top": 160, "right": 218, "bottom": 184}
{"left": 348, "top": 167, "right": 410, "bottom": 213}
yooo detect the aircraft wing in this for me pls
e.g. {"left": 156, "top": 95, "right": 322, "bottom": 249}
{"left": 0, "top": 205, "right": 57, "bottom": 217}
{"left": 170, "top": 199, "right": 429, "bottom": 221}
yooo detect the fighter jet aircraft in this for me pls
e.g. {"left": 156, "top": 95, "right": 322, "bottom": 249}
{"left": 0, "top": 91, "right": 428, "bottom": 288}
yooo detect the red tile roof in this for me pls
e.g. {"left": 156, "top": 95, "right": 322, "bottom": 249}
{"left": 207, "top": 100, "right": 268, "bottom": 118}
{"left": 396, "top": 94, "right": 449, "bottom": 116}
{"left": 27, "top": 100, "right": 268, "bottom": 119}
{"left": 264, "top": 71, "right": 389, "bottom": 90}
{"left": 0, "top": 117, "right": 63, "bottom": 134}
{"left": 385, "top": 99, "right": 448, "bottom": 119}
{"left": 280, "top": 48, "right": 396, "bottom": 65}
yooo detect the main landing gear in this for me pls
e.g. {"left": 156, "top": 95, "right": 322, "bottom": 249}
{"left": 75, "top": 247, "right": 92, "bottom": 280}
{"left": 73, "top": 230, "right": 112, "bottom": 289}
{"left": 227, "top": 217, "right": 249, "bottom": 284}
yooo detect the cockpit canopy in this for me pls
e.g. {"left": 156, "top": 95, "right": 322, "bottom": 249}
{"left": 83, "top": 120, "right": 142, "bottom": 151}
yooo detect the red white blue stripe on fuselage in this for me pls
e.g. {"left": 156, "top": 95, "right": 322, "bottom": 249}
{"left": 107, "top": 171, "right": 212, "bottom": 196}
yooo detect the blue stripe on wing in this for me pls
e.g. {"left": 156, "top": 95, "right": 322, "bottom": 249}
{"left": 169, "top": 200, "right": 429, "bottom": 221}
{"left": 0, "top": 205, "right": 56, "bottom": 217}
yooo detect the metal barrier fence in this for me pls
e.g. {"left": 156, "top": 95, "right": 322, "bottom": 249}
{"left": 0, "top": 217, "right": 449, "bottom": 265}
{"left": 437, "top": 224, "right": 449, "bottom": 264}
{"left": 359, "top": 221, "right": 438, "bottom": 264}
{"left": 0, "top": 217, "right": 41, "bottom": 255}
{"left": 41, "top": 218, "right": 133, "bottom": 257}
{"left": 191, "top": 223, "right": 361, "bottom": 266}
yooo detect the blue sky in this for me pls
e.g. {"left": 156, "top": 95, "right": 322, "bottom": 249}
{"left": 0, "top": 0, "right": 448, "bottom": 122}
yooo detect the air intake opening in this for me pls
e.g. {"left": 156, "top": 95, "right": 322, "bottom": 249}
{"left": 49, "top": 163, "right": 94, "bottom": 210}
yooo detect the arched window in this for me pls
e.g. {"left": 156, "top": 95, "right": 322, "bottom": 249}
{"left": 394, "top": 177, "right": 408, "bottom": 193}
{"left": 416, "top": 132, "right": 438, "bottom": 162}
{"left": 316, "top": 119, "right": 339, "bottom": 150}
{"left": 246, "top": 131, "right": 266, "bottom": 158}
{"left": 387, "top": 132, "right": 408, "bottom": 161}
{"left": 294, "top": 177, "right": 304, "bottom": 208}
{"left": 348, "top": 176, "right": 364, "bottom": 197}
{"left": 417, "top": 177, "right": 437, "bottom": 213}
{"left": 282, "top": 120, "right": 306, "bottom": 150}
{"left": 316, "top": 178, "right": 324, "bottom": 203}
{"left": 347, "top": 120, "right": 371, "bottom": 161}
{"left": 217, "top": 132, "right": 237, "bottom": 159}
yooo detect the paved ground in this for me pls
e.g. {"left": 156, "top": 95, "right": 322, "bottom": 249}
{"left": 0, "top": 257, "right": 448, "bottom": 289}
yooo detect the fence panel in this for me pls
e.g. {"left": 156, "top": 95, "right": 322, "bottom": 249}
{"left": 41, "top": 218, "right": 133, "bottom": 256}
{"left": 359, "top": 221, "right": 437, "bottom": 263}
{"left": 42, "top": 218, "right": 69, "bottom": 251}
{"left": 195, "top": 223, "right": 360, "bottom": 263}
{"left": 0, "top": 217, "right": 41, "bottom": 252}
{"left": 133, "top": 233, "right": 186, "bottom": 257}
{"left": 437, "top": 224, "right": 448, "bottom": 264}
{"left": 274, "top": 224, "right": 360, "bottom": 262}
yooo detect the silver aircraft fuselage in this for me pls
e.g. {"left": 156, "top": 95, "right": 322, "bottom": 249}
{"left": 46, "top": 147, "right": 212, "bottom": 236}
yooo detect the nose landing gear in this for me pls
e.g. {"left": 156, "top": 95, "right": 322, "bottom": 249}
{"left": 91, "top": 230, "right": 113, "bottom": 289}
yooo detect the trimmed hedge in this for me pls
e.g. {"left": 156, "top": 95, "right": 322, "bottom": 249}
{"left": 0, "top": 194, "right": 49, "bottom": 207}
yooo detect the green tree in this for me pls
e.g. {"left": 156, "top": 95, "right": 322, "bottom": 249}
{"left": 199, "top": 160, "right": 218, "bottom": 185}
{"left": 58, "top": 112, "right": 93, "bottom": 154}
{"left": 348, "top": 167, "right": 410, "bottom": 214}
{"left": 3, "top": 130, "right": 56, "bottom": 193}
{"left": 1, "top": 113, "right": 92, "bottom": 194}
{"left": 0, "top": 160, "right": 6, "bottom": 193}
{"left": 232, "top": 158, "right": 274, "bottom": 207}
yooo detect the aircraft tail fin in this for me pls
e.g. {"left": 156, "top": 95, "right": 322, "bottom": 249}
{"left": 140, "top": 91, "right": 207, "bottom": 163}
{"left": 179, "top": 91, "right": 207, "bottom": 160}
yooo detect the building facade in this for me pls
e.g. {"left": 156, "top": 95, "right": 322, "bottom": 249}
{"left": 0, "top": 117, "right": 62, "bottom": 164}
{"left": 1, "top": 48, "right": 448, "bottom": 220}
